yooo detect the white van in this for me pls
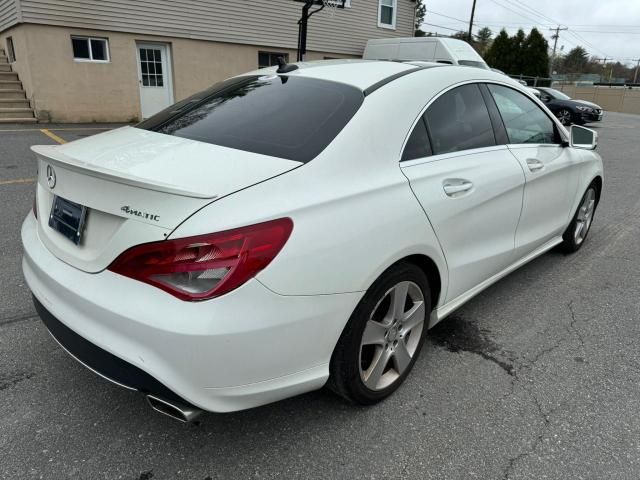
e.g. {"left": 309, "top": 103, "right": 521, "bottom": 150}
{"left": 363, "top": 37, "right": 489, "bottom": 70}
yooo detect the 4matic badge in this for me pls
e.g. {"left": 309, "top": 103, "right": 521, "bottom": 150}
{"left": 121, "top": 206, "right": 160, "bottom": 222}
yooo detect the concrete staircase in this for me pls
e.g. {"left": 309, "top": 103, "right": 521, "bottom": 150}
{"left": 0, "top": 48, "right": 37, "bottom": 123}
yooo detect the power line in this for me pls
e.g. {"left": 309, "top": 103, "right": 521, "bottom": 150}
{"left": 485, "top": 0, "right": 542, "bottom": 25}
{"left": 422, "top": 22, "right": 468, "bottom": 33}
{"left": 559, "top": 24, "right": 640, "bottom": 28}
{"left": 566, "top": 30, "right": 609, "bottom": 58}
{"left": 510, "top": 0, "right": 559, "bottom": 25}
{"left": 494, "top": 0, "right": 578, "bottom": 59}
{"left": 569, "top": 30, "right": 640, "bottom": 34}
{"left": 426, "top": 9, "right": 468, "bottom": 25}
{"left": 420, "top": 22, "right": 484, "bottom": 39}
{"left": 473, "top": 20, "right": 640, "bottom": 31}
{"left": 479, "top": 0, "right": 614, "bottom": 60}
{"left": 428, "top": 2, "right": 632, "bottom": 63}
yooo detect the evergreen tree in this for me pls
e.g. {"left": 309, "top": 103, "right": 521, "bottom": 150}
{"left": 451, "top": 31, "right": 469, "bottom": 40}
{"left": 562, "top": 46, "right": 589, "bottom": 73}
{"left": 510, "top": 29, "right": 527, "bottom": 74}
{"left": 484, "top": 28, "right": 549, "bottom": 77}
{"left": 521, "top": 28, "right": 550, "bottom": 77}
{"left": 484, "top": 29, "right": 512, "bottom": 72}
{"left": 475, "top": 27, "right": 493, "bottom": 56}
{"left": 414, "top": 0, "right": 426, "bottom": 37}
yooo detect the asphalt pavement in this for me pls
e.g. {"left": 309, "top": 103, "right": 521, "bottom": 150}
{"left": 1, "top": 115, "right": 639, "bottom": 479}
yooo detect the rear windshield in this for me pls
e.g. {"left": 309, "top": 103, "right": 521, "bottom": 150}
{"left": 136, "top": 75, "right": 364, "bottom": 163}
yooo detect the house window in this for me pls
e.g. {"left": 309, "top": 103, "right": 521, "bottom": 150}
{"left": 139, "top": 48, "right": 164, "bottom": 87}
{"left": 71, "top": 36, "right": 110, "bottom": 62}
{"left": 378, "top": 0, "right": 397, "bottom": 29}
{"left": 6, "top": 37, "right": 16, "bottom": 62}
{"left": 258, "top": 51, "right": 289, "bottom": 69}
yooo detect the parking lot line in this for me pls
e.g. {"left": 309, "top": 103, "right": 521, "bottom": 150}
{"left": 0, "top": 127, "right": 114, "bottom": 133}
{"left": 40, "top": 129, "right": 67, "bottom": 144}
{"left": 0, "top": 177, "right": 36, "bottom": 186}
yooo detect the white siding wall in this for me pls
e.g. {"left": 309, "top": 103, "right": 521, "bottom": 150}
{"left": 14, "top": 0, "right": 416, "bottom": 55}
{"left": 0, "top": 0, "right": 18, "bottom": 32}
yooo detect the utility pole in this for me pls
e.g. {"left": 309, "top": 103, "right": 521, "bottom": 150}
{"left": 468, "top": 0, "right": 477, "bottom": 43}
{"left": 549, "top": 26, "right": 568, "bottom": 71}
{"left": 633, "top": 58, "right": 640, "bottom": 84}
{"left": 549, "top": 26, "right": 568, "bottom": 58}
{"left": 593, "top": 57, "right": 610, "bottom": 83}
{"left": 549, "top": 25, "right": 568, "bottom": 74}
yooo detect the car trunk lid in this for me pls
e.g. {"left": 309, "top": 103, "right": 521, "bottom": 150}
{"left": 32, "top": 126, "right": 301, "bottom": 273}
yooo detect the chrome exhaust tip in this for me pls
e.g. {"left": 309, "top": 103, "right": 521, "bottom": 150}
{"left": 146, "top": 395, "right": 203, "bottom": 423}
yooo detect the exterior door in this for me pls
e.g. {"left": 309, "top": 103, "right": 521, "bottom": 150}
{"left": 485, "top": 84, "right": 579, "bottom": 258}
{"left": 136, "top": 43, "right": 173, "bottom": 119}
{"left": 400, "top": 84, "right": 525, "bottom": 302}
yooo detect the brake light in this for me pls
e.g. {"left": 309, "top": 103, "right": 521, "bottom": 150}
{"left": 107, "top": 218, "right": 293, "bottom": 301}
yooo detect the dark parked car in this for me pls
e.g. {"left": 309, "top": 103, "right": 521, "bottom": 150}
{"left": 535, "top": 87, "right": 604, "bottom": 126}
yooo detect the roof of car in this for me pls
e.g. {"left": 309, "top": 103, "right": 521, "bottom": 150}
{"left": 242, "top": 59, "right": 522, "bottom": 94}
{"left": 242, "top": 60, "right": 430, "bottom": 91}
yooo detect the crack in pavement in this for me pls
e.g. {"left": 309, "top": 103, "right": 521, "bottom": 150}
{"left": 500, "top": 301, "right": 596, "bottom": 478}
{"left": 429, "top": 312, "right": 593, "bottom": 480}
{"left": 0, "top": 311, "right": 38, "bottom": 327}
{"left": 501, "top": 386, "right": 553, "bottom": 480}
{"left": 0, "top": 372, "right": 36, "bottom": 391}
{"left": 567, "top": 301, "right": 586, "bottom": 348}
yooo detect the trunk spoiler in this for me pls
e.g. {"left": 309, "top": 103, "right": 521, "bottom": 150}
{"left": 32, "top": 144, "right": 217, "bottom": 199}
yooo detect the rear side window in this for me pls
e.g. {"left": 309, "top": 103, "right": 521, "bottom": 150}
{"left": 487, "top": 84, "right": 557, "bottom": 145}
{"left": 402, "top": 117, "right": 432, "bottom": 161}
{"left": 424, "top": 84, "right": 496, "bottom": 155}
{"left": 137, "top": 75, "right": 364, "bottom": 163}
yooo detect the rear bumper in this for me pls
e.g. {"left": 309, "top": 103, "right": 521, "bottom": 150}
{"left": 33, "top": 296, "right": 197, "bottom": 409}
{"left": 22, "top": 214, "right": 361, "bottom": 412}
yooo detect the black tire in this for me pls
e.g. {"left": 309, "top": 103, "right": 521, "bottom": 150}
{"left": 560, "top": 184, "right": 599, "bottom": 253}
{"left": 327, "top": 262, "right": 431, "bottom": 405}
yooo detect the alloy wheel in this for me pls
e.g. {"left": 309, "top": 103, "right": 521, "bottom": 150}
{"left": 557, "top": 109, "right": 572, "bottom": 125}
{"left": 359, "top": 281, "right": 426, "bottom": 391}
{"left": 574, "top": 188, "right": 596, "bottom": 245}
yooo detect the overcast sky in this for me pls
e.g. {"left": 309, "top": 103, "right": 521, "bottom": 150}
{"left": 421, "top": 0, "right": 640, "bottom": 66}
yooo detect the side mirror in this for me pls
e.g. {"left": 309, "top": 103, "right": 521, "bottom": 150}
{"left": 570, "top": 125, "right": 598, "bottom": 150}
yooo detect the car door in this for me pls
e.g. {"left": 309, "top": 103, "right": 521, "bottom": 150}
{"left": 400, "top": 83, "right": 525, "bottom": 302}
{"left": 485, "top": 84, "right": 579, "bottom": 258}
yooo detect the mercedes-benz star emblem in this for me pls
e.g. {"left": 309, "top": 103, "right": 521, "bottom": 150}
{"left": 46, "top": 165, "right": 56, "bottom": 189}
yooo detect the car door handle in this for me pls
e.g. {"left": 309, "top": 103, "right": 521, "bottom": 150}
{"left": 526, "top": 158, "right": 544, "bottom": 172}
{"left": 443, "top": 180, "right": 473, "bottom": 197}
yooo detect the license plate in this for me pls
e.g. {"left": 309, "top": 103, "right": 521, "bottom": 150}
{"left": 48, "top": 196, "right": 88, "bottom": 245}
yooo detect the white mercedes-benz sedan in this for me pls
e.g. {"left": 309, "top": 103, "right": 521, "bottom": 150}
{"left": 22, "top": 60, "right": 603, "bottom": 422}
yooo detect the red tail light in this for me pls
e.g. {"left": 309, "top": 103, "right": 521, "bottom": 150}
{"left": 108, "top": 218, "right": 293, "bottom": 301}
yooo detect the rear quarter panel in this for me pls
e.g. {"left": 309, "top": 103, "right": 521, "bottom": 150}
{"left": 169, "top": 73, "right": 463, "bottom": 299}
